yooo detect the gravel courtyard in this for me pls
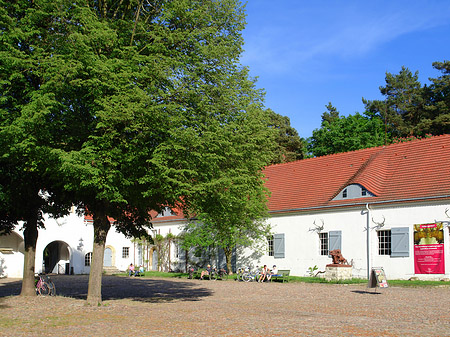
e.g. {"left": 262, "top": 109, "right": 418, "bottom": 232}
{"left": 1, "top": 275, "right": 449, "bottom": 336}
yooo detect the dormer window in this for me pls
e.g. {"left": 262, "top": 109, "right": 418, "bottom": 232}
{"left": 157, "top": 207, "right": 174, "bottom": 217}
{"left": 333, "top": 184, "right": 374, "bottom": 201}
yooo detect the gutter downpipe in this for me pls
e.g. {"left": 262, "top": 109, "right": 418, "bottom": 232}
{"left": 365, "top": 203, "right": 371, "bottom": 280}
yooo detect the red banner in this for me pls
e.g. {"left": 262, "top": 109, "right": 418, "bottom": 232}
{"left": 414, "top": 223, "right": 445, "bottom": 274}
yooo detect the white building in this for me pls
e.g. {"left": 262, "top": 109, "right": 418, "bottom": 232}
{"left": 1, "top": 135, "right": 450, "bottom": 280}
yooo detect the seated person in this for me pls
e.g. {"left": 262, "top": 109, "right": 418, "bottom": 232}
{"left": 200, "top": 265, "right": 212, "bottom": 280}
{"left": 128, "top": 263, "right": 135, "bottom": 277}
{"left": 135, "top": 265, "right": 144, "bottom": 276}
{"left": 267, "top": 265, "right": 278, "bottom": 281}
{"left": 258, "top": 265, "right": 269, "bottom": 282}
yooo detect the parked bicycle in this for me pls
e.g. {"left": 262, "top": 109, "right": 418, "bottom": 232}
{"left": 212, "top": 268, "right": 228, "bottom": 280}
{"left": 35, "top": 273, "right": 56, "bottom": 296}
{"left": 235, "top": 267, "right": 247, "bottom": 281}
{"left": 242, "top": 266, "right": 262, "bottom": 282}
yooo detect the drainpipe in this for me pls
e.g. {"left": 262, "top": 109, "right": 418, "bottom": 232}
{"left": 365, "top": 203, "right": 371, "bottom": 279}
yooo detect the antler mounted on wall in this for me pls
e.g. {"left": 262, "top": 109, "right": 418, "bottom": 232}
{"left": 371, "top": 215, "right": 385, "bottom": 230}
{"left": 309, "top": 219, "right": 324, "bottom": 233}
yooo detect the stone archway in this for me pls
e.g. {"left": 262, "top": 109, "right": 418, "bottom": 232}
{"left": 43, "top": 240, "right": 70, "bottom": 274}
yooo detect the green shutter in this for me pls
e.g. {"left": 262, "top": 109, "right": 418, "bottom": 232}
{"left": 329, "top": 231, "right": 342, "bottom": 251}
{"left": 391, "top": 227, "right": 409, "bottom": 257}
{"left": 274, "top": 233, "right": 285, "bottom": 258}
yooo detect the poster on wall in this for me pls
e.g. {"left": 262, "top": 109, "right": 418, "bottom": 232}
{"left": 414, "top": 223, "right": 445, "bottom": 274}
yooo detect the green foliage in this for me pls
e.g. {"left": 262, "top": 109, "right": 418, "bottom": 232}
{"left": 308, "top": 62, "right": 450, "bottom": 157}
{"left": 1, "top": 0, "right": 270, "bottom": 300}
{"left": 363, "top": 63, "right": 450, "bottom": 138}
{"left": 307, "top": 265, "right": 318, "bottom": 277}
{"left": 267, "top": 109, "right": 306, "bottom": 163}
{"left": 308, "top": 104, "right": 386, "bottom": 157}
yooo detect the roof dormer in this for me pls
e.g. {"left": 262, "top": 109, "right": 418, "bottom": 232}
{"left": 333, "top": 184, "right": 374, "bottom": 201}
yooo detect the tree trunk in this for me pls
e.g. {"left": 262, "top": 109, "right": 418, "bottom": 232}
{"left": 185, "top": 248, "right": 189, "bottom": 273}
{"left": 20, "top": 214, "right": 39, "bottom": 296}
{"left": 86, "top": 210, "right": 111, "bottom": 306}
{"left": 224, "top": 246, "right": 233, "bottom": 275}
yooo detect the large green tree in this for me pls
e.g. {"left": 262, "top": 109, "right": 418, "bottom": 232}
{"left": 177, "top": 104, "right": 275, "bottom": 273}
{"left": 1, "top": 0, "right": 272, "bottom": 304}
{"left": 0, "top": 0, "right": 78, "bottom": 296}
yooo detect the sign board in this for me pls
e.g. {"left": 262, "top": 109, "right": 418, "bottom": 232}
{"left": 414, "top": 223, "right": 445, "bottom": 274}
{"left": 368, "top": 267, "right": 388, "bottom": 288}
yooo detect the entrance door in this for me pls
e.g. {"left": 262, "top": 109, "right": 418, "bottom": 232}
{"left": 104, "top": 247, "right": 112, "bottom": 267}
{"left": 152, "top": 250, "right": 158, "bottom": 271}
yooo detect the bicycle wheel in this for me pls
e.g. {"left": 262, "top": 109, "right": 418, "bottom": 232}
{"left": 38, "top": 282, "right": 51, "bottom": 296}
{"left": 242, "top": 273, "right": 252, "bottom": 282}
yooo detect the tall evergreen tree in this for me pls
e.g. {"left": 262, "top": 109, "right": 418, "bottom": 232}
{"left": 267, "top": 109, "right": 306, "bottom": 164}
{"left": 363, "top": 66, "right": 425, "bottom": 138}
{"left": 419, "top": 60, "right": 450, "bottom": 135}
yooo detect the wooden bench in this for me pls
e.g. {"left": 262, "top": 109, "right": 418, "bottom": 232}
{"left": 269, "top": 270, "right": 290, "bottom": 283}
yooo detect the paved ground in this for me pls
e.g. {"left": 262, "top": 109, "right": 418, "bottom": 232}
{"left": 0, "top": 275, "right": 449, "bottom": 336}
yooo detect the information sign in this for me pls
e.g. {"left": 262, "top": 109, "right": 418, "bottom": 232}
{"left": 368, "top": 267, "right": 388, "bottom": 289}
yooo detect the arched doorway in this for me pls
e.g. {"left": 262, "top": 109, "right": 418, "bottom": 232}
{"left": 43, "top": 241, "right": 70, "bottom": 274}
{"left": 103, "top": 245, "right": 116, "bottom": 268}
{"left": 104, "top": 247, "right": 112, "bottom": 267}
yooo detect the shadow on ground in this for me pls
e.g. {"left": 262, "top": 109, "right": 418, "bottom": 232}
{"left": 351, "top": 289, "right": 382, "bottom": 295}
{"left": 0, "top": 275, "right": 212, "bottom": 303}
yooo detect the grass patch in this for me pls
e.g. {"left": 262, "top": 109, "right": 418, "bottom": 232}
{"left": 116, "top": 271, "right": 450, "bottom": 287}
{"left": 117, "top": 271, "right": 187, "bottom": 278}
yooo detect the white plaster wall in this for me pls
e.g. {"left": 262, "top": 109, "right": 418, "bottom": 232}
{"left": 35, "top": 210, "right": 136, "bottom": 275}
{"left": 0, "top": 251, "right": 23, "bottom": 278}
{"left": 4, "top": 200, "right": 449, "bottom": 280}
{"left": 370, "top": 202, "right": 450, "bottom": 281}
{"left": 244, "top": 201, "right": 450, "bottom": 281}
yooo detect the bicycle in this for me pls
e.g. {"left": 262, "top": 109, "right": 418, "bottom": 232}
{"left": 235, "top": 268, "right": 245, "bottom": 281}
{"left": 35, "top": 273, "right": 56, "bottom": 296}
{"left": 213, "top": 268, "right": 228, "bottom": 280}
{"left": 242, "top": 266, "right": 262, "bottom": 282}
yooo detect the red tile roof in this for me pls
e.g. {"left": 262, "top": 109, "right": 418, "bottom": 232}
{"left": 84, "top": 135, "right": 450, "bottom": 223}
{"left": 264, "top": 135, "right": 450, "bottom": 213}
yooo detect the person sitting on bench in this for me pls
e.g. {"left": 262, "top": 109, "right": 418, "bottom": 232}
{"left": 200, "top": 265, "right": 212, "bottom": 280}
{"left": 267, "top": 265, "right": 278, "bottom": 281}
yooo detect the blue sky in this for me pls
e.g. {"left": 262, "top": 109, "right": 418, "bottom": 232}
{"left": 240, "top": 1, "right": 450, "bottom": 138}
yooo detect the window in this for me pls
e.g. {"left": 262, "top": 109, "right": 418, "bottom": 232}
{"left": 342, "top": 189, "right": 348, "bottom": 198}
{"left": 122, "top": 247, "right": 130, "bottom": 258}
{"left": 378, "top": 230, "right": 391, "bottom": 255}
{"left": 319, "top": 233, "right": 328, "bottom": 255}
{"left": 361, "top": 187, "right": 367, "bottom": 196}
{"left": 85, "top": 252, "right": 92, "bottom": 266}
{"left": 267, "top": 235, "right": 274, "bottom": 256}
{"left": 158, "top": 207, "right": 174, "bottom": 217}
